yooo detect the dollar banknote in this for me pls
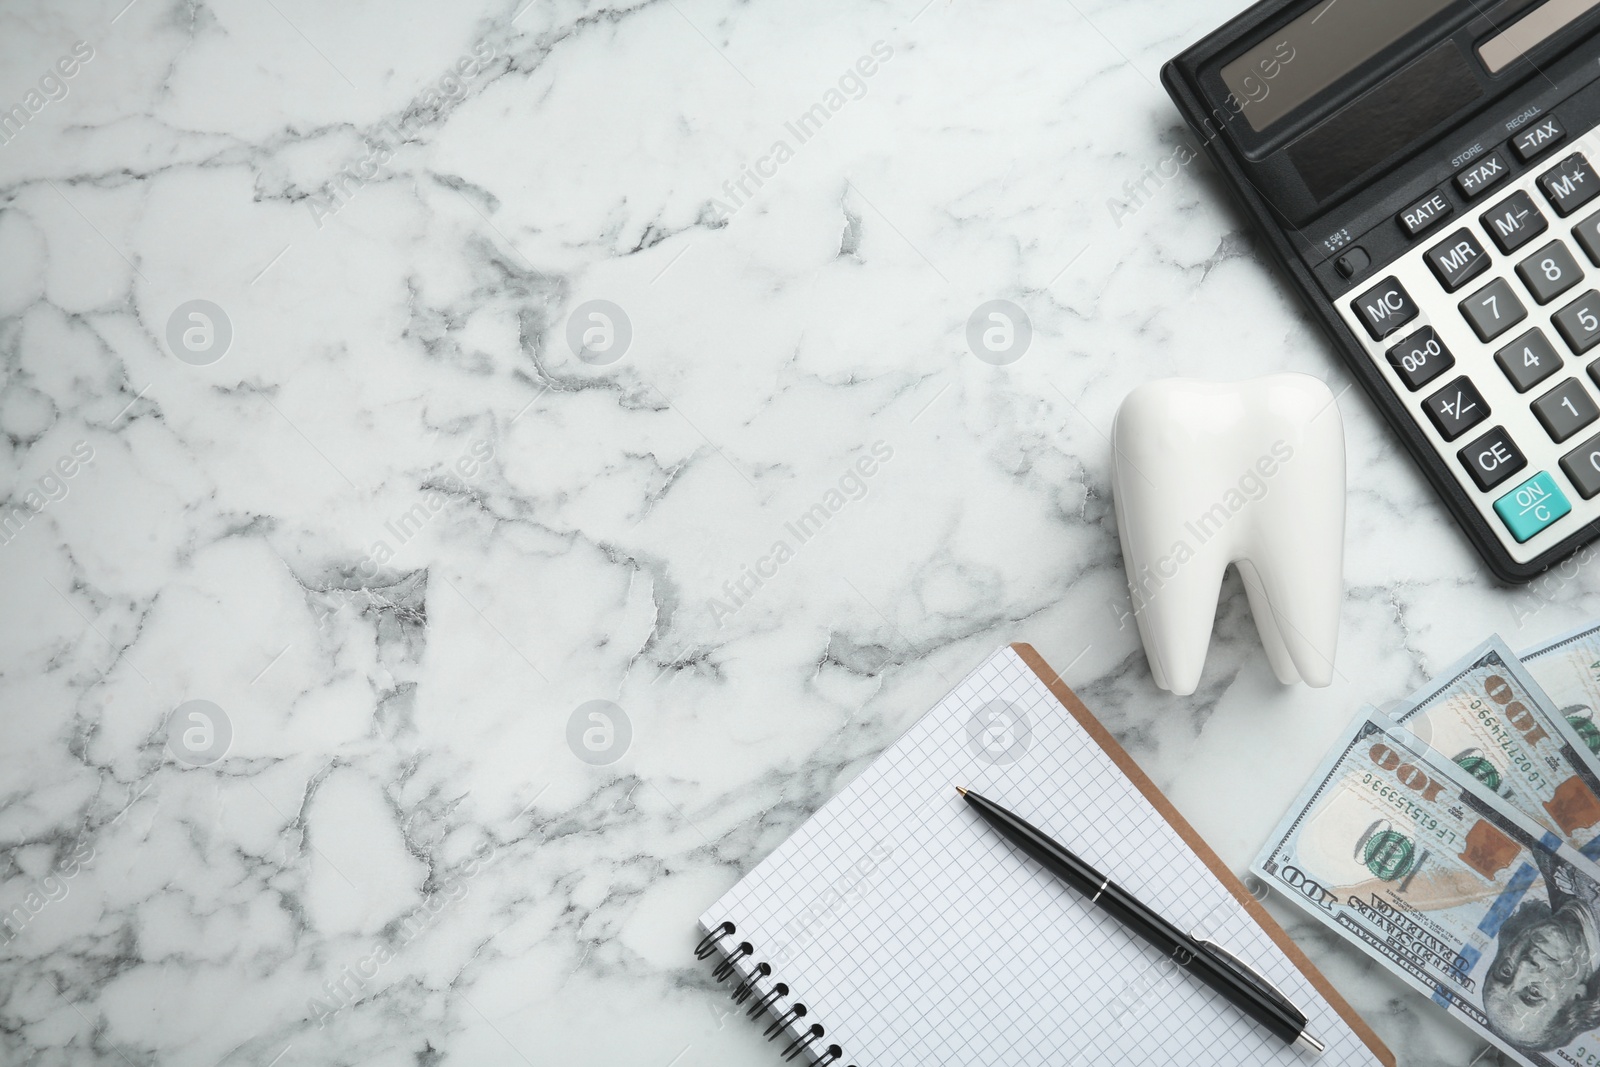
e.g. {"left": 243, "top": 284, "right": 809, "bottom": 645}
{"left": 1523, "top": 621, "right": 1600, "bottom": 762}
{"left": 1254, "top": 711, "right": 1600, "bottom": 1066}
{"left": 1389, "top": 636, "right": 1600, "bottom": 860}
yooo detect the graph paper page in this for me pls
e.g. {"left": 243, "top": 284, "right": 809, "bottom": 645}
{"left": 698, "top": 646, "right": 1386, "bottom": 1066}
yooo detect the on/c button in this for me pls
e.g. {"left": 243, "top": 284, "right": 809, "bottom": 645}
{"left": 1494, "top": 470, "right": 1571, "bottom": 542}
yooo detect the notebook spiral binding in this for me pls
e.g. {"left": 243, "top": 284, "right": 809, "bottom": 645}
{"left": 695, "top": 921, "right": 848, "bottom": 1067}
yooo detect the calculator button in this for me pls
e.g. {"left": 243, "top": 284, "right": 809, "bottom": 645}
{"left": 1575, "top": 211, "right": 1600, "bottom": 265}
{"left": 1458, "top": 426, "right": 1527, "bottom": 491}
{"left": 1423, "top": 376, "right": 1489, "bottom": 440}
{"left": 1398, "top": 189, "right": 1453, "bottom": 237}
{"left": 1425, "top": 229, "right": 1490, "bottom": 291}
{"left": 1387, "top": 327, "right": 1454, "bottom": 391}
{"left": 1482, "top": 190, "right": 1549, "bottom": 254}
{"left": 1387, "top": 327, "right": 1455, "bottom": 391}
{"left": 1512, "top": 116, "right": 1566, "bottom": 162}
{"left": 1538, "top": 153, "right": 1600, "bottom": 217}
{"left": 1460, "top": 277, "right": 1528, "bottom": 341}
{"left": 1457, "top": 150, "right": 1510, "bottom": 199}
{"left": 1531, "top": 378, "right": 1600, "bottom": 441}
{"left": 1561, "top": 431, "right": 1600, "bottom": 498}
{"left": 1494, "top": 471, "right": 1572, "bottom": 542}
{"left": 1334, "top": 247, "right": 1370, "bottom": 279}
{"left": 1495, "top": 328, "right": 1563, "bottom": 392}
{"left": 1515, "top": 240, "right": 1584, "bottom": 304}
{"left": 1553, "top": 290, "right": 1600, "bottom": 353}
{"left": 1352, "top": 276, "right": 1418, "bottom": 340}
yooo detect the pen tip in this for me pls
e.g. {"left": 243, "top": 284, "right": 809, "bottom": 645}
{"left": 955, "top": 786, "right": 967, "bottom": 797}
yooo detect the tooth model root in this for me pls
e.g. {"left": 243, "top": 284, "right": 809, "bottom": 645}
{"left": 1110, "top": 374, "right": 1345, "bottom": 697}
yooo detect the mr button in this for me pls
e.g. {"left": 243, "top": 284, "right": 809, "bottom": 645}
{"left": 1424, "top": 228, "right": 1489, "bottom": 291}
{"left": 1458, "top": 425, "right": 1526, "bottom": 491}
{"left": 1351, "top": 276, "right": 1418, "bottom": 340}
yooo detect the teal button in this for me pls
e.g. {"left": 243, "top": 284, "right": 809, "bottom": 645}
{"left": 1494, "top": 471, "right": 1572, "bottom": 542}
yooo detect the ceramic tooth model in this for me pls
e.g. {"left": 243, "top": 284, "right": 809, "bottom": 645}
{"left": 1110, "top": 374, "right": 1345, "bottom": 696}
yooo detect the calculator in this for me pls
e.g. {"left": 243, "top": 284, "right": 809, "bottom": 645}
{"left": 1165, "top": 0, "right": 1600, "bottom": 582}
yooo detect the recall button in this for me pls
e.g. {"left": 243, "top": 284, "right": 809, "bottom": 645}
{"left": 1512, "top": 116, "right": 1565, "bottom": 162}
{"left": 1456, "top": 150, "right": 1510, "bottom": 199}
{"left": 1398, "top": 189, "right": 1453, "bottom": 238}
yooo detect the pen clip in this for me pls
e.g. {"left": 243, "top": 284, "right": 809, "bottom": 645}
{"left": 1189, "top": 932, "right": 1307, "bottom": 1026}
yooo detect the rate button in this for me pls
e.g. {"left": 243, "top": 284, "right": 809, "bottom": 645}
{"left": 1398, "top": 188, "right": 1453, "bottom": 238}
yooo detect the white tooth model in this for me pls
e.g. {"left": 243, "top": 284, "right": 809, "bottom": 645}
{"left": 1110, "top": 374, "right": 1345, "bottom": 696}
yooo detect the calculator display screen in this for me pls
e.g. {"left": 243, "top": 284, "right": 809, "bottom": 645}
{"left": 1221, "top": 0, "right": 1456, "bottom": 131}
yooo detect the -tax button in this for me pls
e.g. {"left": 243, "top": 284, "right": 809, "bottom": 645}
{"left": 1512, "top": 116, "right": 1565, "bottom": 162}
{"left": 1494, "top": 470, "right": 1572, "bottom": 543}
{"left": 1352, "top": 276, "right": 1418, "bottom": 340}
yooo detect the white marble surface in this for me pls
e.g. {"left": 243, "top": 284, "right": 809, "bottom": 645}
{"left": 0, "top": 0, "right": 1589, "bottom": 1064}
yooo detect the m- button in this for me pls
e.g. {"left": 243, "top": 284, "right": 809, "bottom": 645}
{"left": 1481, "top": 190, "right": 1549, "bottom": 254}
{"left": 1456, "top": 150, "right": 1509, "bottom": 199}
{"left": 1351, "top": 276, "right": 1418, "bottom": 340}
{"left": 1398, "top": 189, "right": 1453, "bottom": 238}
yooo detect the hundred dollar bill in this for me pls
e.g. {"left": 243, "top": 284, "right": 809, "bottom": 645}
{"left": 1254, "top": 711, "right": 1600, "bottom": 1066}
{"left": 1389, "top": 635, "right": 1600, "bottom": 860}
{"left": 1523, "top": 620, "right": 1600, "bottom": 762}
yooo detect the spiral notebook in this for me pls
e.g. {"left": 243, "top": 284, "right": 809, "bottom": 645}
{"left": 695, "top": 643, "right": 1394, "bottom": 1066}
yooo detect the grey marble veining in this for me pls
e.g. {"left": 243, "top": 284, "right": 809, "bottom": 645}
{"left": 0, "top": 0, "right": 1588, "bottom": 1064}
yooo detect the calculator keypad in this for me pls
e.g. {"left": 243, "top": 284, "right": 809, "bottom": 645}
{"left": 1460, "top": 277, "right": 1527, "bottom": 340}
{"left": 1554, "top": 290, "right": 1600, "bottom": 353}
{"left": 1482, "top": 190, "right": 1549, "bottom": 253}
{"left": 1423, "top": 376, "right": 1489, "bottom": 440}
{"left": 1515, "top": 240, "right": 1584, "bottom": 304}
{"left": 1387, "top": 327, "right": 1455, "bottom": 390}
{"left": 1338, "top": 140, "right": 1600, "bottom": 562}
{"left": 1532, "top": 378, "right": 1599, "bottom": 441}
{"left": 1459, "top": 426, "right": 1527, "bottom": 491}
{"left": 1538, "top": 153, "right": 1600, "bottom": 217}
{"left": 1561, "top": 431, "right": 1600, "bottom": 499}
{"left": 1494, "top": 328, "right": 1563, "bottom": 392}
{"left": 1426, "top": 229, "right": 1490, "bottom": 291}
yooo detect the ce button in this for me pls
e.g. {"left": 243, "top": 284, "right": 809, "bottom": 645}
{"left": 1459, "top": 425, "right": 1527, "bottom": 491}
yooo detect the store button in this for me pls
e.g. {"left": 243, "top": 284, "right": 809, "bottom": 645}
{"left": 1457, "top": 150, "right": 1510, "bottom": 199}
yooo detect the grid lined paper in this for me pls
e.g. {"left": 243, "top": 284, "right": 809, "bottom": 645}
{"left": 698, "top": 647, "right": 1386, "bottom": 1066}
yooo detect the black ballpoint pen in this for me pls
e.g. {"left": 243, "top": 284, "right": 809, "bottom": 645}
{"left": 957, "top": 787, "right": 1324, "bottom": 1056}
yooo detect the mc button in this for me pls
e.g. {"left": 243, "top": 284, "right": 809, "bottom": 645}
{"left": 1352, "top": 276, "right": 1418, "bottom": 340}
